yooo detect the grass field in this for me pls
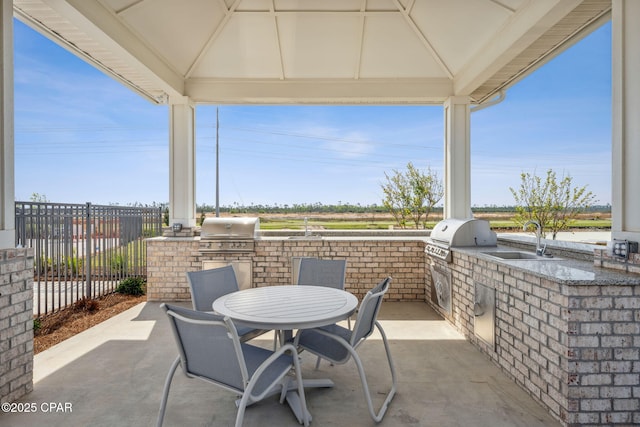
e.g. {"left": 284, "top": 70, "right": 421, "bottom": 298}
{"left": 251, "top": 212, "right": 611, "bottom": 231}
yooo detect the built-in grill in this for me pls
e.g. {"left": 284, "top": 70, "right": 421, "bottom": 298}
{"left": 425, "top": 218, "right": 497, "bottom": 262}
{"left": 199, "top": 217, "right": 260, "bottom": 253}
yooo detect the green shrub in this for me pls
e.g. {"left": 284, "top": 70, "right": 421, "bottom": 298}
{"left": 116, "top": 277, "right": 146, "bottom": 296}
{"left": 33, "top": 318, "right": 42, "bottom": 333}
{"left": 110, "top": 254, "right": 125, "bottom": 273}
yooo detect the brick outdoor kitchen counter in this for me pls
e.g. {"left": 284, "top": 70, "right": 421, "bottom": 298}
{"left": 429, "top": 240, "right": 640, "bottom": 426}
{"left": 146, "top": 229, "right": 640, "bottom": 426}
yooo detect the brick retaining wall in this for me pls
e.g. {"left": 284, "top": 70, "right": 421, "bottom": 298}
{"left": 147, "top": 237, "right": 427, "bottom": 302}
{"left": 0, "top": 248, "right": 34, "bottom": 403}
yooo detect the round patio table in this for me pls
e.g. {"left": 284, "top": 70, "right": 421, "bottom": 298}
{"left": 212, "top": 284, "right": 358, "bottom": 425}
{"left": 212, "top": 284, "right": 358, "bottom": 330}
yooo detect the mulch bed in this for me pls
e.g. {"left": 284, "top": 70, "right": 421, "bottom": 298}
{"left": 33, "top": 293, "right": 147, "bottom": 354}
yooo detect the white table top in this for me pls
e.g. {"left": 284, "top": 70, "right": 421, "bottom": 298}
{"left": 212, "top": 285, "right": 358, "bottom": 330}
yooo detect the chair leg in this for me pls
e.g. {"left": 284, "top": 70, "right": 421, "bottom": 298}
{"left": 293, "top": 353, "right": 310, "bottom": 427}
{"left": 156, "top": 357, "right": 181, "bottom": 427}
{"left": 314, "top": 356, "right": 334, "bottom": 370}
{"left": 235, "top": 394, "right": 249, "bottom": 427}
{"left": 353, "top": 322, "right": 397, "bottom": 422}
{"left": 300, "top": 323, "right": 396, "bottom": 422}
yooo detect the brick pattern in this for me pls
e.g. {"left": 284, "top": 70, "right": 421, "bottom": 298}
{"left": 565, "top": 284, "right": 640, "bottom": 425}
{"left": 146, "top": 238, "right": 200, "bottom": 301}
{"left": 0, "top": 248, "right": 34, "bottom": 403}
{"left": 147, "top": 237, "right": 426, "bottom": 302}
{"left": 427, "top": 250, "right": 640, "bottom": 426}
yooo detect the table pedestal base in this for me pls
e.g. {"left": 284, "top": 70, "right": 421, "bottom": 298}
{"left": 241, "top": 376, "right": 333, "bottom": 425}
{"left": 285, "top": 378, "right": 334, "bottom": 424}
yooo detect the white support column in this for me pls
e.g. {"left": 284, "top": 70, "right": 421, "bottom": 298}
{"left": 168, "top": 98, "right": 196, "bottom": 231}
{"left": 0, "top": 0, "right": 15, "bottom": 249}
{"left": 443, "top": 96, "right": 472, "bottom": 219}
{"left": 611, "top": 0, "right": 640, "bottom": 242}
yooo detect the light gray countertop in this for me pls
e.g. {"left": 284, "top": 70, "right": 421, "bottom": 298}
{"left": 454, "top": 245, "right": 640, "bottom": 285}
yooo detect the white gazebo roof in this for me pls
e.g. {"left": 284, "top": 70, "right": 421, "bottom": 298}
{"left": 14, "top": 0, "right": 611, "bottom": 105}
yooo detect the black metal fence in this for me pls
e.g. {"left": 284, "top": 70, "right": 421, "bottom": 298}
{"left": 15, "top": 202, "right": 163, "bottom": 317}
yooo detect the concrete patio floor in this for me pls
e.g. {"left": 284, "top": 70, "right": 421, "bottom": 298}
{"left": 2, "top": 301, "right": 560, "bottom": 427}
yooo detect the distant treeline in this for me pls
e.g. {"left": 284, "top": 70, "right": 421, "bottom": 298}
{"left": 196, "top": 203, "right": 612, "bottom": 215}
{"left": 198, "top": 202, "right": 386, "bottom": 214}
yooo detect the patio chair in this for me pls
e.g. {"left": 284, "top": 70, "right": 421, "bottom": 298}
{"left": 296, "top": 258, "right": 347, "bottom": 290}
{"left": 293, "top": 277, "right": 396, "bottom": 423}
{"left": 296, "top": 257, "right": 351, "bottom": 334}
{"left": 157, "top": 304, "right": 309, "bottom": 427}
{"left": 186, "top": 265, "right": 268, "bottom": 341}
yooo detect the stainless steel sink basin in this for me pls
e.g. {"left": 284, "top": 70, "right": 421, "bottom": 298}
{"left": 481, "top": 251, "right": 559, "bottom": 260}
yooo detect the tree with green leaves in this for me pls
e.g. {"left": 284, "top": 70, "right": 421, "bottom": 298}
{"left": 509, "top": 169, "right": 596, "bottom": 239}
{"left": 30, "top": 193, "right": 48, "bottom": 202}
{"left": 381, "top": 162, "right": 443, "bottom": 229}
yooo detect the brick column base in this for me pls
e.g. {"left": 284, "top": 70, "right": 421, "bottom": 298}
{"left": 0, "top": 248, "right": 34, "bottom": 402}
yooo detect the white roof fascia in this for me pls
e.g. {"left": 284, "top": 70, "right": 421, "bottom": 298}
{"left": 453, "top": 0, "right": 582, "bottom": 97}
{"left": 47, "top": 0, "right": 184, "bottom": 99}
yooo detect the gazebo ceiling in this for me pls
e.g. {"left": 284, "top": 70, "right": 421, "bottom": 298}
{"left": 14, "top": 0, "right": 611, "bottom": 105}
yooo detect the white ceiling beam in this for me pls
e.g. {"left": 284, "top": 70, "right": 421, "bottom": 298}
{"left": 454, "top": 0, "right": 581, "bottom": 96}
{"left": 270, "top": 0, "right": 285, "bottom": 80}
{"left": 487, "top": 0, "right": 517, "bottom": 14}
{"left": 46, "top": 0, "right": 184, "bottom": 98}
{"left": 235, "top": 10, "right": 408, "bottom": 16}
{"left": 112, "top": 0, "right": 147, "bottom": 16}
{"left": 391, "top": 0, "right": 453, "bottom": 79}
{"left": 354, "top": 0, "right": 367, "bottom": 79}
{"left": 185, "top": 78, "right": 453, "bottom": 105}
{"left": 185, "top": 0, "right": 241, "bottom": 79}
{"left": 405, "top": 0, "right": 416, "bottom": 14}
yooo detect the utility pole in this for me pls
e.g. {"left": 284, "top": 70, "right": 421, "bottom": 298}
{"left": 215, "top": 107, "right": 220, "bottom": 217}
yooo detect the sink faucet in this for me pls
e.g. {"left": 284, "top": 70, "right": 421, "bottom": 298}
{"left": 304, "top": 217, "right": 310, "bottom": 237}
{"left": 523, "top": 220, "right": 546, "bottom": 256}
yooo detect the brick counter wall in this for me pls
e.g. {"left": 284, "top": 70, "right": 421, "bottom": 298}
{"left": 426, "top": 251, "right": 640, "bottom": 426}
{"left": 147, "top": 237, "right": 426, "bottom": 302}
{"left": 0, "top": 248, "right": 34, "bottom": 403}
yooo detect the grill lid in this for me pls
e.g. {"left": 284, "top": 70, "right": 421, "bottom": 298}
{"left": 429, "top": 218, "right": 496, "bottom": 247}
{"left": 201, "top": 217, "right": 260, "bottom": 240}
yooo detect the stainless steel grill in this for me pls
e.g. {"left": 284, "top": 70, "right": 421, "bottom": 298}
{"left": 199, "top": 217, "right": 259, "bottom": 253}
{"left": 426, "top": 218, "right": 497, "bottom": 262}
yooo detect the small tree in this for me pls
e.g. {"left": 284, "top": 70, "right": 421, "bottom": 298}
{"left": 30, "top": 193, "right": 48, "bottom": 202}
{"left": 381, "top": 162, "right": 443, "bottom": 229}
{"left": 509, "top": 169, "right": 596, "bottom": 239}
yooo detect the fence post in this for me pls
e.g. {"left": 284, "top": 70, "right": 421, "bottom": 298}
{"left": 85, "top": 202, "right": 92, "bottom": 299}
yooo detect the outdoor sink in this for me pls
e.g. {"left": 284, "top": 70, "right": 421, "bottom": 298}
{"left": 481, "top": 251, "right": 559, "bottom": 260}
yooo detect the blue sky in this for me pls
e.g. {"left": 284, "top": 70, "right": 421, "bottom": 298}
{"left": 13, "top": 19, "right": 611, "bottom": 208}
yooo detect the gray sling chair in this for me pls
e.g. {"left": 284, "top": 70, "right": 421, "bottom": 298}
{"left": 186, "top": 265, "right": 268, "bottom": 341}
{"left": 293, "top": 277, "right": 397, "bottom": 423}
{"left": 294, "top": 258, "right": 350, "bottom": 366}
{"left": 157, "top": 304, "right": 309, "bottom": 427}
{"left": 296, "top": 258, "right": 347, "bottom": 290}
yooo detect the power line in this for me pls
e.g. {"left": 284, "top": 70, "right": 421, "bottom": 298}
{"left": 216, "top": 124, "right": 438, "bottom": 150}
{"left": 17, "top": 122, "right": 439, "bottom": 151}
